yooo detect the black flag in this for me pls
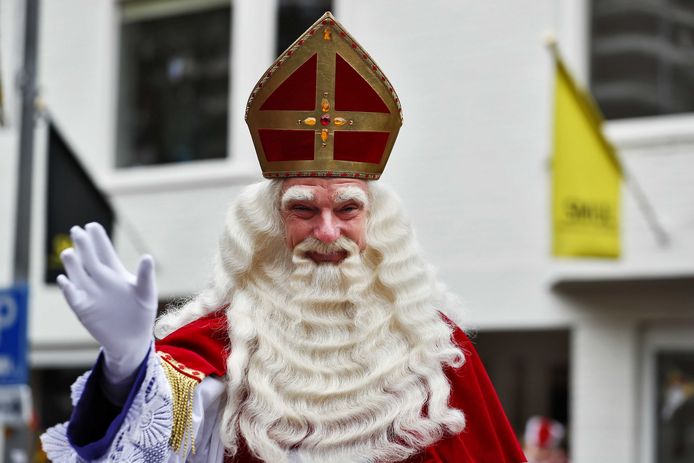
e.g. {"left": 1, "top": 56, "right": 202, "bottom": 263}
{"left": 45, "top": 123, "right": 115, "bottom": 284}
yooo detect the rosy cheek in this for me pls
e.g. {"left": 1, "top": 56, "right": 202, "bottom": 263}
{"left": 290, "top": 222, "right": 313, "bottom": 248}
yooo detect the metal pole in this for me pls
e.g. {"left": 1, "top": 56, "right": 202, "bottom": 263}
{"left": 13, "top": 0, "right": 40, "bottom": 284}
{"left": 9, "top": 1, "right": 40, "bottom": 461}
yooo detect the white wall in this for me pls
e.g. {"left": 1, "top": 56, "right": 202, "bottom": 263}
{"left": 572, "top": 316, "right": 639, "bottom": 463}
{"left": 30, "top": 0, "right": 694, "bottom": 339}
{"left": 337, "top": 1, "right": 694, "bottom": 329}
{"left": 339, "top": 0, "right": 563, "bottom": 328}
{"left": 559, "top": 278, "right": 694, "bottom": 463}
{"left": 11, "top": 0, "right": 694, "bottom": 461}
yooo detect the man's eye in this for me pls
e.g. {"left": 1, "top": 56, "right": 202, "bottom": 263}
{"left": 291, "top": 205, "right": 314, "bottom": 213}
{"left": 340, "top": 205, "right": 360, "bottom": 213}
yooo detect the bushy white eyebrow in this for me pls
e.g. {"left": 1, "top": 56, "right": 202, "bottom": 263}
{"left": 281, "top": 186, "right": 315, "bottom": 208}
{"left": 334, "top": 186, "right": 369, "bottom": 207}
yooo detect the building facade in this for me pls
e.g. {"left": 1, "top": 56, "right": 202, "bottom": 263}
{"left": 0, "top": 1, "right": 693, "bottom": 461}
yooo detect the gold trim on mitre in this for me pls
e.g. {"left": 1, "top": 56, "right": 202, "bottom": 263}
{"left": 245, "top": 11, "right": 403, "bottom": 180}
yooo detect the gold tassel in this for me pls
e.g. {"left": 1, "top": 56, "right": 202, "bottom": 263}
{"left": 160, "top": 358, "right": 199, "bottom": 455}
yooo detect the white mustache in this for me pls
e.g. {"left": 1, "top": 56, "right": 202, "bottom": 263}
{"left": 293, "top": 236, "right": 360, "bottom": 258}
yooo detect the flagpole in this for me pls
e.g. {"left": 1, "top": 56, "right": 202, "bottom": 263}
{"left": 13, "top": 0, "right": 40, "bottom": 283}
{"left": 621, "top": 169, "right": 670, "bottom": 246}
{"left": 543, "top": 32, "right": 670, "bottom": 248}
{"left": 9, "top": 1, "right": 40, "bottom": 460}
{"left": 0, "top": 0, "right": 6, "bottom": 127}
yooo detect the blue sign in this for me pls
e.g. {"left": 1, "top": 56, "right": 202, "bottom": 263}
{"left": 0, "top": 285, "right": 28, "bottom": 385}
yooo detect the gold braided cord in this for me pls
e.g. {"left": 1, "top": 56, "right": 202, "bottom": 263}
{"left": 160, "top": 358, "right": 199, "bottom": 455}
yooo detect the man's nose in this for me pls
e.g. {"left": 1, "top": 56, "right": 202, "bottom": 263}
{"left": 313, "top": 211, "right": 340, "bottom": 244}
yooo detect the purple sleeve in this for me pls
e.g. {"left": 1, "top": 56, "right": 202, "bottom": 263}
{"left": 66, "top": 349, "right": 149, "bottom": 461}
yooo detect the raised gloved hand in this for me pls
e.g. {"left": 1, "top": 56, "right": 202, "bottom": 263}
{"left": 57, "top": 222, "right": 157, "bottom": 385}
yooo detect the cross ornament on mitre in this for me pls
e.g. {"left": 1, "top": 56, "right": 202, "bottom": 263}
{"left": 245, "top": 11, "right": 403, "bottom": 180}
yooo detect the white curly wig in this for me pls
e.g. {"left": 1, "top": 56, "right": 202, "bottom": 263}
{"left": 155, "top": 179, "right": 466, "bottom": 463}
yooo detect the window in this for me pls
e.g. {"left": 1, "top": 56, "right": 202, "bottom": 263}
{"left": 276, "top": 0, "right": 332, "bottom": 56}
{"left": 642, "top": 326, "right": 694, "bottom": 463}
{"left": 591, "top": 0, "right": 694, "bottom": 120}
{"left": 474, "top": 330, "right": 570, "bottom": 445}
{"left": 656, "top": 351, "right": 694, "bottom": 463}
{"left": 116, "top": 1, "right": 231, "bottom": 167}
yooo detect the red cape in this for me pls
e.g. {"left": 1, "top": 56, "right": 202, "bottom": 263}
{"left": 156, "top": 311, "right": 526, "bottom": 463}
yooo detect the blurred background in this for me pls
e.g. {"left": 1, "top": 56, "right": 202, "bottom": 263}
{"left": 0, "top": 0, "right": 693, "bottom": 462}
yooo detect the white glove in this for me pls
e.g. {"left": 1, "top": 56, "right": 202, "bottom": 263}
{"left": 56, "top": 222, "right": 157, "bottom": 385}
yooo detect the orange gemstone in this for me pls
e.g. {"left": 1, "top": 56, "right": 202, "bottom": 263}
{"left": 334, "top": 117, "right": 347, "bottom": 126}
{"left": 323, "top": 28, "right": 332, "bottom": 41}
{"left": 303, "top": 117, "right": 316, "bottom": 126}
{"left": 321, "top": 129, "right": 328, "bottom": 142}
{"left": 321, "top": 97, "right": 330, "bottom": 112}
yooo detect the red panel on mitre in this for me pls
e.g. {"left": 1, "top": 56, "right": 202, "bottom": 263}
{"left": 259, "top": 129, "right": 314, "bottom": 161}
{"left": 260, "top": 54, "right": 317, "bottom": 111}
{"left": 334, "top": 131, "right": 389, "bottom": 164}
{"left": 335, "top": 54, "right": 389, "bottom": 113}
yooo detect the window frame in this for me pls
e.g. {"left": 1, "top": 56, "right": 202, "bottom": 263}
{"left": 562, "top": 0, "right": 694, "bottom": 153}
{"left": 106, "top": 0, "right": 277, "bottom": 195}
{"left": 640, "top": 325, "right": 694, "bottom": 463}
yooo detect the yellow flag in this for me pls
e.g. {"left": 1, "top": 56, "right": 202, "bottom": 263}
{"left": 551, "top": 54, "right": 622, "bottom": 258}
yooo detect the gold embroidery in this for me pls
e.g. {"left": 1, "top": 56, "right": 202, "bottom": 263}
{"left": 159, "top": 354, "right": 202, "bottom": 455}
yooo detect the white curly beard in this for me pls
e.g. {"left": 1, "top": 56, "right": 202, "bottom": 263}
{"left": 223, "top": 233, "right": 465, "bottom": 463}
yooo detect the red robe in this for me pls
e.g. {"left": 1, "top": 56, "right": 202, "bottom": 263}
{"left": 156, "top": 311, "right": 526, "bottom": 463}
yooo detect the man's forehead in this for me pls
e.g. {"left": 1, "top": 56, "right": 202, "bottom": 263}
{"left": 281, "top": 178, "right": 369, "bottom": 197}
